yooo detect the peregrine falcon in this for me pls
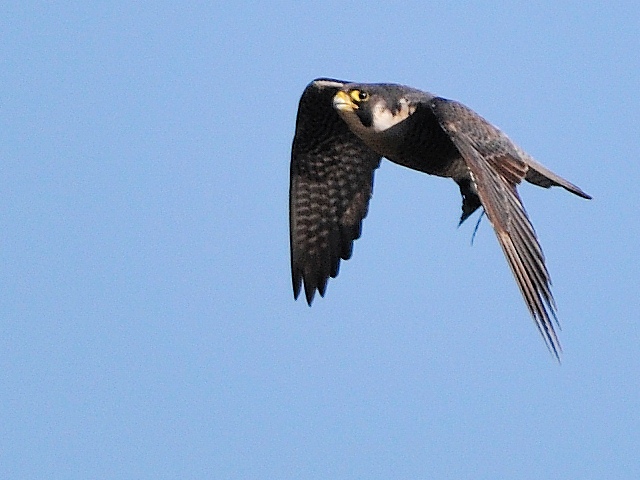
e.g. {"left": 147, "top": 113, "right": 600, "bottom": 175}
{"left": 289, "top": 78, "right": 591, "bottom": 358}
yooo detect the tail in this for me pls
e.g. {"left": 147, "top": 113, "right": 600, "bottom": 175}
{"left": 517, "top": 147, "right": 592, "bottom": 199}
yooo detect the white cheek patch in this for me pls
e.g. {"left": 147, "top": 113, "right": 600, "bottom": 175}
{"left": 371, "top": 99, "right": 416, "bottom": 132}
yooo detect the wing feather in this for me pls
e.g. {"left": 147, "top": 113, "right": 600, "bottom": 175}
{"left": 430, "top": 98, "right": 562, "bottom": 358}
{"left": 290, "top": 79, "right": 382, "bottom": 304}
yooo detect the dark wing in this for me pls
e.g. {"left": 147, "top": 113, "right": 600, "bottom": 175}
{"left": 290, "top": 79, "right": 382, "bottom": 304}
{"left": 429, "top": 97, "right": 562, "bottom": 359}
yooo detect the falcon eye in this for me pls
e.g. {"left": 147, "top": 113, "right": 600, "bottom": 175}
{"left": 349, "top": 90, "right": 369, "bottom": 103}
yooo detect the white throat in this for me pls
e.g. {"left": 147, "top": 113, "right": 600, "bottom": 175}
{"left": 371, "top": 99, "right": 416, "bottom": 132}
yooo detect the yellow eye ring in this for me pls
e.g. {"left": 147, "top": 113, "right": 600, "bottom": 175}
{"left": 350, "top": 90, "right": 369, "bottom": 102}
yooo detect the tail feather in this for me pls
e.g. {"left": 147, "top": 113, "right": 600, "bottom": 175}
{"left": 516, "top": 147, "right": 592, "bottom": 199}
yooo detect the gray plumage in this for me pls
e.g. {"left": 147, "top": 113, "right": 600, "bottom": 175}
{"left": 289, "top": 78, "right": 591, "bottom": 359}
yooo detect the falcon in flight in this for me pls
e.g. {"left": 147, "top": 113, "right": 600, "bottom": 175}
{"left": 289, "top": 78, "right": 591, "bottom": 358}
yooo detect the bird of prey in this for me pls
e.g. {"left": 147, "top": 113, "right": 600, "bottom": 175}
{"left": 289, "top": 78, "right": 591, "bottom": 358}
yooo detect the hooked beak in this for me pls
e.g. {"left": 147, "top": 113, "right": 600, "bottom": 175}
{"left": 333, "top": 90, "right": 358, "bottom": 111}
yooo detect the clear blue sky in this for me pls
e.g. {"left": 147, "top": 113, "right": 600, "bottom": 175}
{"left": 1, "top": 1, "right": 638, "bottom": 479}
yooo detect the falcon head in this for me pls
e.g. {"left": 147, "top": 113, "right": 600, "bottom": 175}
{"left": 332, "top": 84, "right": 421, "bottom": 136}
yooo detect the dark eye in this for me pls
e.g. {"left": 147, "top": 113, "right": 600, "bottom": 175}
{"left": 349, "top": 90, "right": 369, "bottom": 103}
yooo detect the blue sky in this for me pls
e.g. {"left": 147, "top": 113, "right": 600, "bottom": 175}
{"left": 1, "top": 1, "right": 638, "bottom": 478}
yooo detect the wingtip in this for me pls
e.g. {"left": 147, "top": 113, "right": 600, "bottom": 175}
{"left": 535, "top": 309, "right": 563, "bottom": 362}
{"left": 292, "top": 272, "right": 302, "bottom": 301}
{"left": 303, "top": 281, "right": 316, "bottom": 306}
{"left": 293, "top": 281, "right": 314, "bottom": 306}
{"left": 549, "top": 341, "right": 563, "bottom": 363}
{"left": 304, "top": 293, "right": 314, "bottom": 306}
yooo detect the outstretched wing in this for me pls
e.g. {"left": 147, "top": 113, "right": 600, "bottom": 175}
{"left": 290, "top": 79, "right": 382, "bottom": 304}
{"left": 429, "top": 97, "right": 562, "bottom": 359}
